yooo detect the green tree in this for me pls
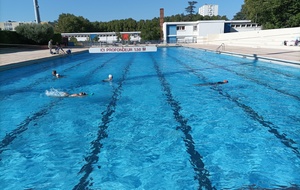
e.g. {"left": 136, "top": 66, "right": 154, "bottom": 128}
{"left": 115, "top": 32, "right": 122, "bottom": 42}
{"left": 244, "top": 0, "right": 300, "bottom": 28}
{"left": 185, "top": 1, "right": 198, "bottom": 17}
{"left": 15, "top": 23, "right": 54, "bottom": 44}
{"left": 69, "top": 36, "right": 78, "bottom": 45}
{"left": 233, "top": 5, "right": 248, "bottom": 20}
{"left": 140, "top": 19, "right": 160, "bottom": 41}
{"left": 55, "top": 13, "right": 94, "bottom": 33}
{"left": 92, "top": 35, "right": 99, "bottom": 42}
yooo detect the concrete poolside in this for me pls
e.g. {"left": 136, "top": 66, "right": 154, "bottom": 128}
{"left": 181, "top": 44, "right": 300, "bottom": 65}
{"left": 0, "top": 47, "right": 88, "bottom": 71}
{"left": 0, "top": 44, "right": 299, "bottom": 71}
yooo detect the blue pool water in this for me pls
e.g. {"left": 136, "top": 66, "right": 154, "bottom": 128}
{"left": 0, "top": 47, "right": 300, "bottom": 190}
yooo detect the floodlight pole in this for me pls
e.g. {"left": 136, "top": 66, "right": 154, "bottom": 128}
{"left": 33, "top": 0, "right": 41, "bottom": 23}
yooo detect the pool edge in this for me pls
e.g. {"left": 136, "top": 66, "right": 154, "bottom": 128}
{"left": 184, "top": 45, "right": 300, "bottom": 67}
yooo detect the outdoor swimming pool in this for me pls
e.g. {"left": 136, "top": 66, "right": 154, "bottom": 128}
{"left": 0, "top": 47, "right": 299, "bottom": 190}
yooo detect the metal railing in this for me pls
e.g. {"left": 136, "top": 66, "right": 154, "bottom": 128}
{"left": 216, "top": 43, "right": 225, "bottom": 53}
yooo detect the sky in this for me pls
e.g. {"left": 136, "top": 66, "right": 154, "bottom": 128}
{"left": 0, "top": 0, "right": 244, "bottom": 23}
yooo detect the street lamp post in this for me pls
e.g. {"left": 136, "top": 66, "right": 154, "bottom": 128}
{"left": 33, "top": 0, "right": 41, "bottom": 23}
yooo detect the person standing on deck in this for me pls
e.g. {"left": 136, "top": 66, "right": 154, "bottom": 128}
{"left": 48, "top": 39, "right": 53, "bottom": 54}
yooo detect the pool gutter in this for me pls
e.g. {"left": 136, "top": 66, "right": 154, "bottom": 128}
{"left": 193, "top": 47, "right": 300, "bottom": 68}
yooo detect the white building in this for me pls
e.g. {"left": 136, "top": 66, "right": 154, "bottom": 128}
{"left": 163, "top": 20, "right": 261, "bottom": 43}
{"left": 199, "top": 4, "right": 218, "bottom": 16}
{"left": 61, "top": 32, "right": 141, "bottom": 43}
{"left": 0, "top": 21, "right": 49, "bottom": 31}
{"left": 0, "top": 21, "right": 32, "bottom": 31}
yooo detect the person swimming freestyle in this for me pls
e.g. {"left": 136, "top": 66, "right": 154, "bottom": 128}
{"left": 45, "top": 88, "right": 91, "bottom": 97}
{"left": 67, "top": 92, "right": 88, "bottom": 97}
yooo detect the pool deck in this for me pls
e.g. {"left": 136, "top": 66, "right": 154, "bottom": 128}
{"left": 181, "top": 44, "right": 300, "bottom": 66}
{"left": 0, "top": 44, "right": 299, "bottom": 71}
{"left": 0, "top": 46, "right": 89, "bottom": 71}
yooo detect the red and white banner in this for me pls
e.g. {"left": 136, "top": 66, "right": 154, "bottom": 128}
{"left": 89, "top": 46, "right": 157, "bottom": 53}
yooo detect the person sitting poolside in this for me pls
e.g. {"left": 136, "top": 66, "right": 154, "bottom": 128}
{"left": 194, "top": 80, "right": 228, "bottom": 86}
{"left": 55, "top": 42, "right": 66, "bottom": 54}
{"left": 102, "top": 74, "right": 113, "bottom": 82}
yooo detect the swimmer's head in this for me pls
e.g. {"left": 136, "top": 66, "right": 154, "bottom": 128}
{"left": 223, "top": 80, "right": 228, "bottom": 83}
{"left": 56, "top": 73, "right": 60, "bottom": 77}
{"left": 108, "top": 74, "right": 113, "bottom": 79}
{"left": 79, "top": 92, "right": 87, "bottom": 96}
{"left": 52, "top": 70, "right": 57, "bottom": 75}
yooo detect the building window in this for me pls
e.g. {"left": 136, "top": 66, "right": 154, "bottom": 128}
{"left": 177, "top": 26, "right": 185, "bottom": 30}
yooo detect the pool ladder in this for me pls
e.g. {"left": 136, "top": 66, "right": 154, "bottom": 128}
{"left": 216, "top": 43, "right": 225, "bottom": 53}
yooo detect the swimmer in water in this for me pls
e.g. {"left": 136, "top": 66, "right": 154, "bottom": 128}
{"left": 45, "top": 89, "right": 92, "bottom": 97}
{"left": 52, "top": 70, "right": 61, "bottom": 78}
{"left": 102, "top": 74, "right": 113, "bottom": 82}
{"left": 64, "top": 92, "right": 88, "bottom": 97}
{"left": 194, "top": 80, "right": 228, "bottom": 86}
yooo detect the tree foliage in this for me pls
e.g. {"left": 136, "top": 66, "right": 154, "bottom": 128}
{"left": 233, "top": 5, "right": 247, "bottom": 20}
{"left": 185, "top": 1, "right": 198, "bottom": 17}
{"left": 244, "top": 0, "right": 300, "bottom": 28}
{"left": 0, "top": 30, "right": 35, "bottom": 44}
{"left": 139, "top": 18, "right": 161, "bottom": 41}
{"left": 15, "top": 23, "right": 54, "bottom": 44}
{"left": 55, "top": 13, "right": 94, "bottom": 33}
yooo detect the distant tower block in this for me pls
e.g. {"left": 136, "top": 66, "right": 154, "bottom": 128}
{"left": 160, "top": 8, "right": 164, "bottom": 41}
{"left": 33, "top": 0, "right": 41, "bottom": 23}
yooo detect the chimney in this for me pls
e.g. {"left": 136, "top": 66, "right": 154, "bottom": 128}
{"left": 160, "top": 8, "right": 164, "bottom": 41}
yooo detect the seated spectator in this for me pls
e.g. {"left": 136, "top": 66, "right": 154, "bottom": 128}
{"left": 55, "top": 42, "right": 66, "bottom": 54}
